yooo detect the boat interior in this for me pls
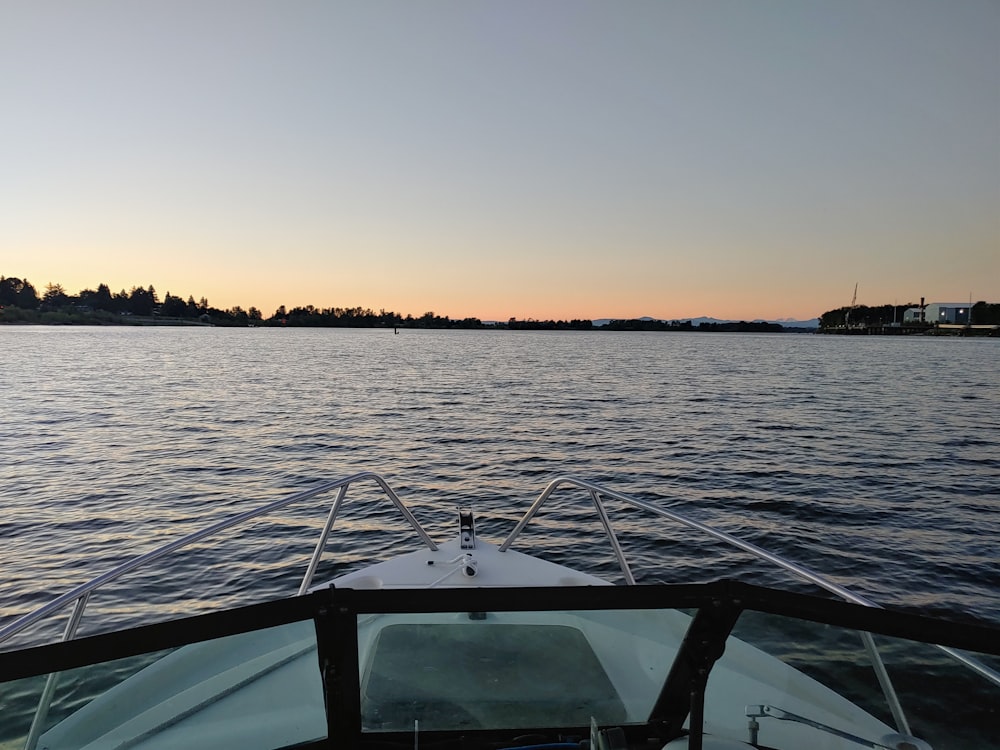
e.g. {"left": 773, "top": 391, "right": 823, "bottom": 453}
{"left": 2, "top": 581, "right": 998, "bottom": 750}
{"left": 1, "top": 472, "right": 998, "bottom": 750}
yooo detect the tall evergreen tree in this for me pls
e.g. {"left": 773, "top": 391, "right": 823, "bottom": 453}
{"left": 0, "top": 277, "right": 40, "bottom": 308}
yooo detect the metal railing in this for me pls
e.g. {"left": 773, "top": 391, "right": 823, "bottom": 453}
{"left": 5, "top": 471, "right": 1000, "bottom": 748}
{"left": 499, "top": 475, "right": 1000, "bottom": 735}
{"left": 1, "top": 471, "right": 436, "bottom": 750}
{"left": 0, "top": 471, "right": 435, "bottom": 650}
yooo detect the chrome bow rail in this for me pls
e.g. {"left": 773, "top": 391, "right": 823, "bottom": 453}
{"left": 499, "top": 475, "right": 1000, "bottom": 739}
{"left": 3, "top": 471, "right": 999, "bottom": 750}
{"left": 0, "top": 472, "right": 435, "bottom": 649}
{"left": 0, "top": 471, "right": 436, "bottom": 750}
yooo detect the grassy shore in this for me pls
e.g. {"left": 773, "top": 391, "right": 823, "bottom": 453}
{"left": 0, "top": 308, "right": 216, "bottom": 326}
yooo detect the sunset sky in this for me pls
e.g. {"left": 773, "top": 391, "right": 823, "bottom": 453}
{"left": 2, "top": 1, "right": 998, "bottom": 321}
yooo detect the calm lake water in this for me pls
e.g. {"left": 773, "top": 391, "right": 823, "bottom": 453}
{"left": 1, "top": 327, "right": 999, "bottom": 643}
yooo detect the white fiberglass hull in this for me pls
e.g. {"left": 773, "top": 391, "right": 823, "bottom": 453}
{"left": 38, "top": 539, "right": 895, "bottom": 750}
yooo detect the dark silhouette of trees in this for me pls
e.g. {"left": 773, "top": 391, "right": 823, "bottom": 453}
{"left": 42, "top": 283, "right": 71, "bottom": 309}
{"left": 605, "top": 318, "right": 677, "bottom": 331}
{"left": 0, "top": 273, "right": 797, "bottom": 331}
{"left": 77, "top": 283, "right": 115, "bottom": 311}
{"left": 0, "top": 276, "right": 40, "bottom": 309}
{"left": 506, "top": 318, "right": 593, "bottom": 330}
{"left": 818, "top": 301, "right": 1000, "bottom": 330}
{"left": 95, "top": 283, "right": 114, "bottom": 310}
{"left": 127, "top": 286, "right": 157, "bottom": 316}
{"left": 601, "top": 318, "right": 781, "bottom": 332}
{"left": 699, "top": 321, "right": 783, "bottom": 332}
{"left": 267, "top": 304, "right": 474, "bottom": 329}
{"left": 161, "top": 292, "right": 188, "bottom": 317}
{"left": 17, "top": 270, "right": 994, "bottom": 333}
{"left": 972, "top": 302, "right": 1000, "bottom": 325}
{"left": 819, "top": 303, "right": 917, "bottom": 329}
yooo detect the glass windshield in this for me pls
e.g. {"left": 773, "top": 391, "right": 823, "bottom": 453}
{"left": 357, "top": 608, "right": 689, "bottom": 732}
{"left": 354, "top": 603, "right": 1000, "bottom": 749}
{"left": 706, "top": 611, "right": 1000, "bottom": 750}
{"left": 3, "top": 585, "right": 997, "bottom": 750}
{"left": 1, "top": 620, "right": 324, "bottom": 750}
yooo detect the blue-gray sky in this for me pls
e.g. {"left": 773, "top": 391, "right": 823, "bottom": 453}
{"left": 2, "top": 0, "right": 998, "bottom": 320}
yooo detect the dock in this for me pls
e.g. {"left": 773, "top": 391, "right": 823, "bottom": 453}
{"left": 819, "top": 324, "right": 999, "bottom": 337}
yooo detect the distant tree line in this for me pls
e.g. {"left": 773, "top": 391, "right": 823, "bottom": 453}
{"left": 0, "top": 275, "right": 266, "bottom": 325}
{"left": 275, "top": 305, "right": 486, "bottom": 329}
{"left": 1, "top": 275, "right": 493, "bottom": 328}
{"left": 604, "top": 318, "right": 784, "bottom": 332}
{"left": 27, "top": 272, "right": 988, "bottom": 332}
{"left": 819, "top": 303, "right": 916, "bottom": 329}
{"left": 970, "top": 302, "right": 1000, "bottom": 324}
{"left": 819, "top": 302, "right": 1000, "bottom": 328}
{"left": 505, "top": 317, "right": 594, "bottom": 330}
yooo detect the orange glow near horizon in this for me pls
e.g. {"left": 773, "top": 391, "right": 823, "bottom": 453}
{"left": 8, "top": 251, "right": 996, "bottom": 324}
{"left": 3, "top": 3, "right": 997, "bottom": 323}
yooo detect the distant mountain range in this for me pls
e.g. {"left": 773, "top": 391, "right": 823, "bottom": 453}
{"left": 592, "top": 316, "right": 820, "bottom": 328}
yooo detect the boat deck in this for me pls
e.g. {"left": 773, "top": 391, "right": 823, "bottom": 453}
{"left": 362, "top": 621, "right": 627, "bottom": 731}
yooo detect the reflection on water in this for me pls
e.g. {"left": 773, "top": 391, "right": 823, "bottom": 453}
{"left": 1, "top": 328, "right": 998, "bottom": 642}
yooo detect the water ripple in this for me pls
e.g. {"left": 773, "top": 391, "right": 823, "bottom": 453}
{"left": 0, "top": 328, "right": 998, "bottom": 643}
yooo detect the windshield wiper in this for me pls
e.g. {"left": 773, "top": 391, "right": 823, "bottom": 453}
{"left": 745, "top": 705, "right": 931, "bottom": 750}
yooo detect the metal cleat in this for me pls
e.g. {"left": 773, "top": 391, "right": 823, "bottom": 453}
{"left": 459, "top": 507, "right": 476, "bottom": 549}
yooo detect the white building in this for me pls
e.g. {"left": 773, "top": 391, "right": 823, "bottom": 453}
{"left": 925, "top": 302, "right": 971, "bottom": 324}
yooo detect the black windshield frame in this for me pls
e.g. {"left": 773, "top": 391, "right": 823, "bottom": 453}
{"left": 1, "top": 581, "right": 997, "bottom": 750}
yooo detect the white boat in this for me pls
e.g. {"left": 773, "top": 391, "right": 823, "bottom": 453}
{"left": 1, "top": 472, "right": 997, "bottom": 750}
